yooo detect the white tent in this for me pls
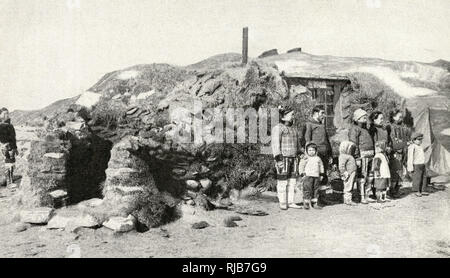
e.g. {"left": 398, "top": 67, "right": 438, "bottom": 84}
{"left": 414, "top": 108, "right": 450, "bottom": 176}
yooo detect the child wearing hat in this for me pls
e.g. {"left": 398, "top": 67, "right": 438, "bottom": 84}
{"left": 298, "top": 142, "right": 324, "bottom": 209}
{"left": 372, "top": 141, "right": 391, "bottom": 202}
{"left": 407, "top": 132, "right": 428, "bottom": 197}
{"left": 338, "top": 141, "right": 358, "bottom": 205}
{"left": 349, "top": 108, "right": 376, "bottom": 204}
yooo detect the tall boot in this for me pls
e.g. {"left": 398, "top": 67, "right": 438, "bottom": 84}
{"left": 311, "top": 197, "right": 323, "bottom": 209}
{"left": 344, "top": 193, "right": 356, "bottom": 205}
{"left": 375, "top": 191, "right": 382, "bottom": 203}
{"left": 366, "top": 186, "right": 375, "bottom": 203}
{"left": 5, "top": 168, "right": 11, "bottom": 186}
{"left": 277, "top": 180, "right": 288, "bottom": 210}
{"left": 303, "top": 199, "right": 311, "bottom": 210}
{"left": 359, "top": 179, "right": 368, "bottom": 204}
{"left": 287, "top": 178, "right": 302, "bottom": 209}
{"left": 343, "top": 193, "right": 350, "bottom": 204}
{"left": 9, "top": 165, "right": 14, "bottom": 185}
{"left": 382, "top": 191, "right": 389, "bottom": 202}
{"left": 296, "top": 177, "right": 304, "bottom": 205}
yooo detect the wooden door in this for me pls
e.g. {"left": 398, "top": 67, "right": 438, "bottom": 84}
{"left": 312, "top": 85, "right": 336, "bottom": 135}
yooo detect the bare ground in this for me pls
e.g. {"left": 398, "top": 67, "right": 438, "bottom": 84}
{"left": 0, "top": 179, "right": 449, "bottom": 258}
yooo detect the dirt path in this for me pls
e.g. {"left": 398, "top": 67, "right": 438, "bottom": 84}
{"left": 0, "top": 182, "right": 449, "bottom": 258}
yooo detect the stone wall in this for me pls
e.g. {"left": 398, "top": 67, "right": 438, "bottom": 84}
{"left": 87, "top": 136, "right": 178, "bottom": 230}
{"left": 16, "top": 132, "right": 70, "bottom": 209}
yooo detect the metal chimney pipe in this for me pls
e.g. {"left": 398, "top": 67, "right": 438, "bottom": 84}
{"left": 242, "top": 27, "right": 248, "bottom": 64}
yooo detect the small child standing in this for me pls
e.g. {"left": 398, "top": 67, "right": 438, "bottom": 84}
{"left": 407, "top": 132, "right": 428, "bottom": 197}
{"left": 338, "top": 141, "right": 357, "bottom": 205}
{"left": 372, "top": 141, "right": 391, "bottom": 202}
{"left": 298, "top": 142, "right": 324, "bottom": 210}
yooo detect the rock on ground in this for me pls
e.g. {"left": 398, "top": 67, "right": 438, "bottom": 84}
{"left": 14, "top": 222, "right": 31, "bottom": 233}
{"left": 76, "top": 198, "right": 104, "bottom": 211}
{"left": 49, "top": 189, "right": 68, "bottom": 199}
{"left": 47, "top": 215, "right": 72, "bottom": 229}
{"left": 103, "top": 215, "right": 136, "bottom": 233}
{"left": 20, "top": 207, "right": 55, "bottom": 224}
{"left": 223, "top": 218, "right": 238, "bottom": 227}
{"left": 191, "top": 221, "right": 209, "bottom": 229}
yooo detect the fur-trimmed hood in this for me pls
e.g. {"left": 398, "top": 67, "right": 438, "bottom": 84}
{"left": 339, "top": 141, "right": 355, "bottom": 155}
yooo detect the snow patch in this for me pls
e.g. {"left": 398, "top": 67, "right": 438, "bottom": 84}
{"left": 137, "top": 90, "right": 155, "bottom": 100}
{"left": 117, "top": 70, "right": 140, "bottom": 80}
{"left": 273, "top": 60, "right": 310, "bottom": 73}
{"left": 75, "top": 91, "right": 101, "bottom": 109}
{"left": 342, "top": 66, "right": 436, "bottom": 98}
{"left": 440, "top": 128, "right": 450, "bottom": 136}
{"left": 396, "top": 63, "right": 449, "bottom": 83}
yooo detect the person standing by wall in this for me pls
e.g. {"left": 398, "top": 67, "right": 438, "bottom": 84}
{"left": 0, "top": 108, "right": 18, "bottom": 187}
{"left": 349, "top": 108, "right": 375, "bottom": 204}
{"left": 370, "top": 111, "right": 393, "bottom": 199}
{"left": 304, "top": 105, "right": 333, "bottom": 194}
{"left": 389, "top": 109, "right": 412, "bottom": 198}
{"left": 271, "top": 105, "right": 303, "bottom": 210}
{"left": 370, "top": 111, "right": 392, "bottom": 151}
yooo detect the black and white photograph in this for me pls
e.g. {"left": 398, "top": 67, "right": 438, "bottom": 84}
{"left": 0, "top": 0, "right": 449, "bottom": 260}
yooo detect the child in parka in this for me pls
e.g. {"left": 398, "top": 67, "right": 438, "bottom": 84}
{"left": 339, "top": 141, "right": 358, "bottom": 205}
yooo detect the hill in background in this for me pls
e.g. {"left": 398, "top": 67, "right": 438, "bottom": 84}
{"left": 185, "top": 53, "right": 242, "bottom": 71}
{"left": 11, "top": 96, "right": 79, "bottom": 126}
{"left": 260, "top": 52, "right": 450, "bottom": 100}
{"left": 10, "top": 52, "right": 450, "bottom": 126}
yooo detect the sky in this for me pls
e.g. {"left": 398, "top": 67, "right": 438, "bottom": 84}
{"left": 1, "top": 0, "right": 449, "bottom": 111}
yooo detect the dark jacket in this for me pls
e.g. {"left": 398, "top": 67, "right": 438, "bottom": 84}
{"left": 390, "top": 123, "right": 412, "bottom": 151}
{"left": 348, "top": 124, "right": 374, "bottom": 158}
{"left": 0, "top": 119, "right": 17, "bottom": 150}
{"left": 304, "top": 118, "right": 332, "bottom": 156}
{"left": 371, "top": 124, "right": 392, "bottom": 150}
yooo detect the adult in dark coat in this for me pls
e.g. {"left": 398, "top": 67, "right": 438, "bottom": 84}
{"left": 388, "top": 109, "right": 412, "bottom": 198}
{"left": 0, "top": 108, "right": 18, "bottom": 186}
{"left": 303, "top": 105, "right": 334, "bottom": 207}
{"left": 369, "top": 111, "right": 392, "bottom": 152}
{"left": 304, "top": 105, "right": 333, "bottom": 184}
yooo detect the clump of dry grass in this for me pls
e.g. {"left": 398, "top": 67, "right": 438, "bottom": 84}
{"left": 345, "top": 72, "right": 403, "bottom": 122}
{"left": 90, "top": 100, "right": 128, "bottom": 130}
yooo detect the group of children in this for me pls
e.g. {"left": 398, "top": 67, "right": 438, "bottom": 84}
{"left": 272, "top": 104, "right": 430, "bottom": 211}
{"left": 338, "top": 132, "right": 426, "bottom": 205}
